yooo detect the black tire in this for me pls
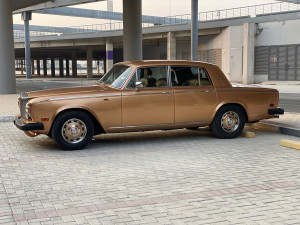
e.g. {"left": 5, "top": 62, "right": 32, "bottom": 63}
{"left": 51, "top": 111, "right": 94, "bottom": 150}
{"left": 211, "top": 105, "right": 245, "bottom": 139}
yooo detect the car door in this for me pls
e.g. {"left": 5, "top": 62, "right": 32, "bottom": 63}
{"left": 171, "top": 66, "right": 217, "bottom": 123}
{"left": 122, "top": 66, "right": 174, "bottom": 127}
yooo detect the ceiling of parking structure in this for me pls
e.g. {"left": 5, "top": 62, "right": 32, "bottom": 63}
{"left": 13, "top": 0, "right": 104, "bottom": 13}
{"left": 12, "top": 0, "right": 51, "bottom": 11}
{"left": 277, "top": 0, "right": 300, "bottom": 4}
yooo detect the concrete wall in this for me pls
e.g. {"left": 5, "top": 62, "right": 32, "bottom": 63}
{"left": 141, "top": 26, "right": 245, "bottom": 82}
{"left": 256, "top": 19, "right": 300, "bottom": 46}
{"left": 143, "top": 42, "right": 166, "bottom": 60}
{"left": 197, "top": 26, "right": 244, "bottom": 83}
{"left": 176, "top": 40, "right": 190, "bottom": 60}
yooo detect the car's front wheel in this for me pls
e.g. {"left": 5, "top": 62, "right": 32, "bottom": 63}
{"left": 211, "top": 105, "right": 245, "bottom": 139}
{"left": 51, "top": 111, "right": 94, "bottom": 150}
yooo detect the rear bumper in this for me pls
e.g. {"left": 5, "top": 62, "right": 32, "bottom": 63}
{"left": 14, "top": 117, "right": 44, "bottom": 131}
{"left": 268, "top": 108, "right": 284, "bottom": 115}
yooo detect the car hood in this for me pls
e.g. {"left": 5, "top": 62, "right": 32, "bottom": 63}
{"left": 27, "top": 85, "right": 120, "bottom": 102}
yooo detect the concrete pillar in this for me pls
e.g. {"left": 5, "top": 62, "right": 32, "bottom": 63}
{"left": 123, "top": 0, "right": 142, "bottom": 61}
{"left": 167, "top": 32, "right": 176, "bottom": 60}
{"left": 59, "top": 57, "right": 64, "bottom": 77}
{"left": 37, "top": 59, "right": 40, "bottom": 75}
{"left": 191, "top": 0, "right": 198, "bottom": 61}
{"left": 51, "top": 58, "right": 55, "bottom": 77}
{"left": 243, "top": 23, "right": 255, "bottom": 84}
{"left": 97, "top": 61, "right": 100, "bottom": 74}
{"left": 0, "top": 0, "right": 16, "bottom": 94}
{"left": 22, "top": 11, "right": 32, "bottom": 79}
{"left": 103, "top": 59, "right": 107, "bottom": 75}
{"left": 87, "top": 47, "right": 93, "bottom": 78}
{"left": 21, "top": 60, "right": 24, "bottom": 75}
{"left": 72, "top": 51, "right": 77, "bottom": 77}
{"left": 31, "top": 60, "right": 35, "bottom": 75}
{"left": 43, "top": 58, "right": 47, "bottom": 76}
{"left": 106, "top": 38, "right": 114, "bottom": 72}
{"left": 66, "top": 58, "right": 70, "bottom": 76}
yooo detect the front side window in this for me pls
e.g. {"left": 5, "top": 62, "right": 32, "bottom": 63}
{"left": 127, "top": 66, "right": 168, "bottom": 88}
{"left": 100, "top": 65, "right": 132, "bottom": 88}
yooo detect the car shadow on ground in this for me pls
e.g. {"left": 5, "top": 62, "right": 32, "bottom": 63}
{"left": 88, "top": 129, "right": 216, "bottom": 150}
{"left": 31, "top": 128, "right": 217, "bottom": 152}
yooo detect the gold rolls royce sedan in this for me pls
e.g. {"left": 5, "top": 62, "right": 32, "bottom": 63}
{"left": 14, "top": 60, "right": 284, "bottom": 150}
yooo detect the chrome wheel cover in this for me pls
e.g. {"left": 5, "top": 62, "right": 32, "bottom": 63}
{"left": 61, "top": 118, "right": 87, "bottom": 144}
{"left": 221, "top": 111, "right": 240, "bottom": 133}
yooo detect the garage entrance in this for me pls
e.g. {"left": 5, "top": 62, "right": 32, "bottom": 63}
{"left": 255, "top": 45, "right": 300, "bottom": 81}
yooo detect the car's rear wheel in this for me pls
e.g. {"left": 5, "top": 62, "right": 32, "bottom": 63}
{"left": 51, "top": 111, "right": 94, "bottom": 150}
{"left": 211, "top": 105, "right": 245, "bottom": 139}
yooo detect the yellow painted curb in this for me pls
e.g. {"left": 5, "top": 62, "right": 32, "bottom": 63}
{"left": 252, "top": 123, "right": 279, "bottom": 132}
{"left": 280, "top": 139, "right": 300, "bottom": 150}
{"left": 240, "top": 131, "right": 255, "bottom": 138}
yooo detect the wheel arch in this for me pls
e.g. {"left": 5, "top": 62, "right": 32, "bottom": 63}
{"left": 213, "top": 103, "right": 249, "bottom": 123}
{"left": 49, "top": 108, "right": 105, "bottom": 136}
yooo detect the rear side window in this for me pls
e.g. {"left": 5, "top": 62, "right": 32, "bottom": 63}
{"left": 170, "top": 67, "right": 212, "bottom": 87}
{"left": 199, "top": 68, "right": 212, "bottom": 86}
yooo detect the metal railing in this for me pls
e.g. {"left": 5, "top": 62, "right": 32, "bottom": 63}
{"left": 14, "top": 2, "right": 300, "bottom": 39}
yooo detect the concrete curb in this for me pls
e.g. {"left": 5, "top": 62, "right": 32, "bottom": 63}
{"left": 253, "top": 122, "right": 300, "bottom": 138}
{"left": 0, "top": 116, "right": 15, "bottom": 122}
{"left": 280, "top": 139, "right": 300, "bottom": 150}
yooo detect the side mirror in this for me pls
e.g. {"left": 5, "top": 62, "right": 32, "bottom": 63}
{"left": 135, "top": 81, "right": 143, "bottom": 91}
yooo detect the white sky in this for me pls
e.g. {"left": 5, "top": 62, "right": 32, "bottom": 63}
{"left": 13, "top": 0, "right": 278, "bottom": 27}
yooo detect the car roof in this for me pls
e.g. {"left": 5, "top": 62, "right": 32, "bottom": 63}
{"left": 116, "top": 60, "right": 217, "bottom": 68}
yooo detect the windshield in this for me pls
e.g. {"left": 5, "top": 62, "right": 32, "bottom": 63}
{"left": 100, "top": 65, "right": 132, "bottom": 88}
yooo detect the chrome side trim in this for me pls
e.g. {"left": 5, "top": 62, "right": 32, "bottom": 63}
{"left": 107, "top": 121, "right": 209, "bottom": 130}
{"left": 174, "top": 90, "right": 216, "bottom": 94}
{"left": 35, "top": 94, "right": 121, "bottom": 103}
{"left": 217, "top": 90, "right": 276, "bottom": 93}
{"left": 122, "top": 92, "right": 173, "bottom": 96}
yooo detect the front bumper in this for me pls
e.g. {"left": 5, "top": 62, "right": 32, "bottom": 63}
{"left": 14, "top": 117, "right": 44, "bottom": 131}
{"left": 268, "top": 108, "right": 284, "bottom": 115}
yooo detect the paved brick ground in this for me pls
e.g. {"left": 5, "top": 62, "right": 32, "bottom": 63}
{"left": 0, "top": 95, "right": 19, "bottom": 117}
{"left": 0, "top": 122, "right": 300, "bottom": 224}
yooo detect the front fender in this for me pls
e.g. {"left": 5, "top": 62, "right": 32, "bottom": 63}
{"left": 30, "top": 101, "right": 104, "bottom": 135}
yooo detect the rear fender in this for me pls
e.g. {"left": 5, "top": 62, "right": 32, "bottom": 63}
{"left": 212, "top": 101, "right": 249, "bottom": 122}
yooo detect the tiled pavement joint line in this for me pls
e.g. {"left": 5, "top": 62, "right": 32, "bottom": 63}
{"left": 12, "top": 182, "right": 296, "bottom": 222}
{"left": 0, "top": 181, "right": 16, "bottom": 223}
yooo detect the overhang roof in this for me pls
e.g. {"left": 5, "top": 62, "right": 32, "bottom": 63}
{"left": 12, "top": 0, "right": 51, "bottom": 11}
{"left": 13, "top": 0, "right": 103, "bottom": 13}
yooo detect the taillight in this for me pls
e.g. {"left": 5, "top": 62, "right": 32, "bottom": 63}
{"left": 269, "top": 103, "right": 274, "bottom": 107}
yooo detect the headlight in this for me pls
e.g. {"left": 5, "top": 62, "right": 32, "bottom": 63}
{"left": 25, "top": 103, "right": 31, "bottom": 119}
